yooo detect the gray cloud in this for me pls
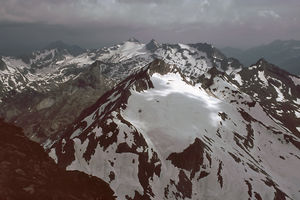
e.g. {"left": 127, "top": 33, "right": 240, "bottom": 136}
{"left": 0, "top": 0, "right": 300, "bottom": 55}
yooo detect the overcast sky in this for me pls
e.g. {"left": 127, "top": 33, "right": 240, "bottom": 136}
{"left": 1, "top": 0, "right": 300, "bottom": 55}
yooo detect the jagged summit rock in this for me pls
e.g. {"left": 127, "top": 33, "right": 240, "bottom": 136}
{"left": 127, "top": 37, "right": 140, "bottom": 43}
{"left": 44, "top": 40, "right": 85, "bottom": 56}
{"left": 248, "top": 58, "right": 296, "bottom": 82}
{"left": 0, "top": 58, "right": 7, "bottom": 71}
{"left": 146, "top": 39, "right": 160, "bottom": 52}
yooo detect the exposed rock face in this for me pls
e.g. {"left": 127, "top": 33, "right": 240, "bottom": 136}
{"left": 146, "top": 39, "right": 160, "bottom": 52}
{"left": 0, "top": 58, "right": 7, "bottom": 71}
{"left": 167, "top": 138, "right": 207, "bottom": 178}
{"left": 0, "top": 119, "right": 116, "bottom": 200}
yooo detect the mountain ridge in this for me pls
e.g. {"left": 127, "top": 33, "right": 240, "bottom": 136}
{"left": 0, "top": 39, "right": 242, "bottom": 143}
{"left": 1, "top": 38, "right": 299, "bottom": 199}
{"left": 49, "top": 59, "right": 300, "bottom": 200}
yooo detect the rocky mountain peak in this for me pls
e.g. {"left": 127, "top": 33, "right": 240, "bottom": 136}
{"left": 147, "top": 59, "right": 174, "bottom": 76}
{"left": 43, "top": 40, "right": 85, "bottom": 56}
{"left": 255, "top": 58, "right": 292, "bottom": 77}
{"left": 127, "top": 37, "right": 140, "bottom": 43}
{"left": 257, "top": 57, "right": 269, "bottom": 66}
{"left": 146, "top": 39, "right": 160, "bottom": 52}
{"left": 0, "top": 58, "right": 7, "bottom": 71}
{"left": 189, "top": 42, "right": 217, "bottom": 57}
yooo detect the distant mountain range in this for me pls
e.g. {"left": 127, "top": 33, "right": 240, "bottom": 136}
{"left": 221, "top": 40, "right": 300, "bottom": 75}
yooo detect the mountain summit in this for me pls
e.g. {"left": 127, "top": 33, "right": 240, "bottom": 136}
{"left": 146, "top": 39, "right": 160, "bottom": 52}
{"left": 50, "top": 59, "right": 299, "bottom": 200}
{"left": 43, "top": 40, "right": 85, "bottom": 56}
{"left": 127, "top": 37, "right": 140, "bottom": 43}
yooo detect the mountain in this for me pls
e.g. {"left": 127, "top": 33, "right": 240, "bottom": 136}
{"left": 221, "top": 40, "right": 300, "bottom": 75}
{"left": 231, "top": 59, "right": 300, "bottom": 135}
{"left": 0, "top": 39, "right": 241, "bottom": 143}
{"left": 43, "top": 40, "right": 86, "bottom": 56}
{"left": 49, "top": 59, "right": 300, "bottom": 200}
{"left": 220, "top": 47, "right": 242, "bottom": 58}
{"left": 0, "top": 118, "right": 115, "bottom": 199}
{"left": 1, "top": 39, "right": 299, "bottom": 199}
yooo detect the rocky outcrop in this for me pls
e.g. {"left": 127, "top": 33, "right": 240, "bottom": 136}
{"left": 0, "top": 119, "right": 115, "bottom": 200}
{"left": 0, "top": 58, "right": 7, "bottom": 71}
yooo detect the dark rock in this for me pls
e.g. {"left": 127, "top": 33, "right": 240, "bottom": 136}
{"left": 0, "top": 119, "right": 116, "bottom": 200}
{"left": 167, "top": 138, "right": 207, "bottom": 179}
{"left": 146, "top": 39, "right": 160, "bottom": 52}
{"left": 0, "top": 58, "right": 7, "bottom": 71}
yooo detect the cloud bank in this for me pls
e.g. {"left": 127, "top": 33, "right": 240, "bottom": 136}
{"left": 0, "top": 0, "right": 300, "bottom": 54}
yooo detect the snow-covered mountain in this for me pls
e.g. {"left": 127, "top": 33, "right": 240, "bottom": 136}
{"left": 0, "top": 39, "right": 240, "bottom": 96}
{"left": 0, "top": 39, "right": 241, "bottom": 142}
{"left": 231, "top": 59, "right": 300, "bottom": 135}
{"left": 1, "top": 38, "right": 299, "bottom": 199}
{"left": 49, "top": 59, "right": 300, "bottom": 200}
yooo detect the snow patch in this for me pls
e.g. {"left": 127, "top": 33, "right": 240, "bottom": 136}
{"left": 290, "top": 75, "right": 300, "bottom": 86}
{"left": 123, "top": 72, "right": 222, "bottom": 158}
{"left": 258, "top": 70, "right": 268, "bottom": 87}
{"left": 273, "top": 85, "right": 285, "bottom": 102}
{"left": 233, "top": 74, "right": 243, "bottom": 85}
{"left": 249, "top": 65, "right": 257, "bottom": 70}
{"left": 48, "top": 148, "right": 58, "bottom": 163}
{"left": 294, "top": 98, "right": 300, "bottom": 105}
{"left": 295, "top": 111, "right": 300, "bottom": 118}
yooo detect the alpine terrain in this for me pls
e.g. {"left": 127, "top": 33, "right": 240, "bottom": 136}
{"left": 1, "top": 39, "right": 299, "bottom": 200}
{"left": 0, "top": 39, "right": 240, "bottom": 143}
{"left": 49, "top": 58, "right": 299, "bottom": 199}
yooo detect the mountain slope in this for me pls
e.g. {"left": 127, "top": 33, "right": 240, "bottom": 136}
{"left": 0, "top": 119, "right": 115, "bottom": 200}
{"left": 50, "top": 60, "right": 300, "bottom": 200}
{"left": 0, "top": 60, "right": 115, "bottom": 142}
{"left": 0, "top": 39, "right": 241, "bottom": 143}
{"left": 230, "top": 59, "right": 300, "bottom": 136}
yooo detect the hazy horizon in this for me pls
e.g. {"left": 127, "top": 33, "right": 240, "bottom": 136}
{"left": 1, "top": 0, "right": 300, "bottom": 55}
